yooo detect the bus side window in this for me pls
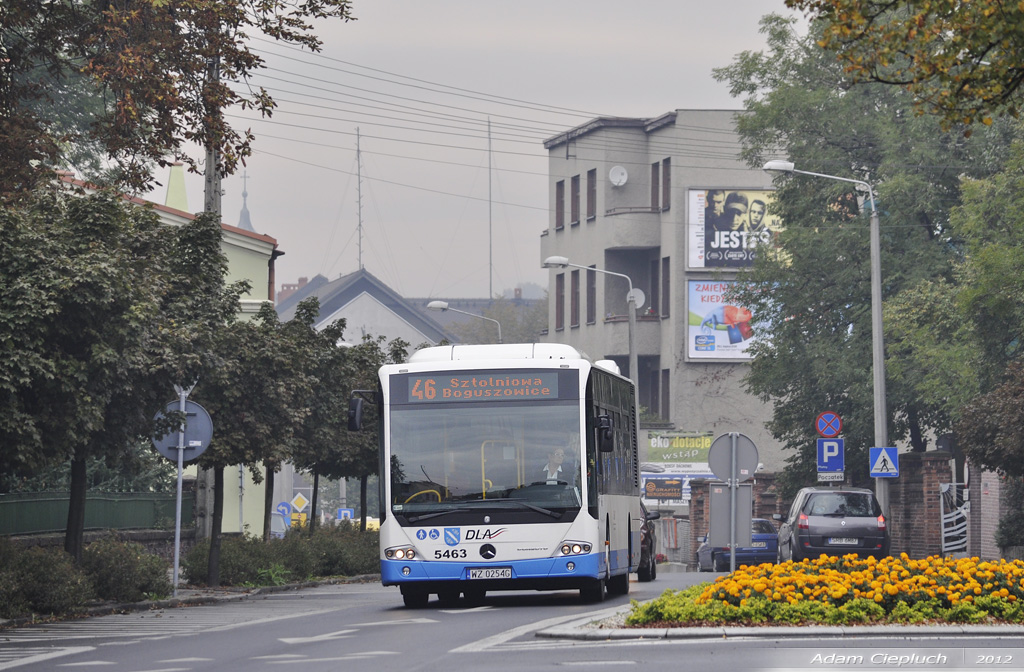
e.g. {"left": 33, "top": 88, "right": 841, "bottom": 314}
{"left": 596, "top": 414, "right": 613, "bottom": 452}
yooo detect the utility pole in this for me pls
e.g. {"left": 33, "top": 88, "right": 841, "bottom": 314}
{"left": 488, "top": 117, "right": 493, "bottom": 299}
{"left": 357, "top": 127, "right": 364, "bottom": 269}
{"left": 197, "top": 52, "right": 222, "bottom": 541}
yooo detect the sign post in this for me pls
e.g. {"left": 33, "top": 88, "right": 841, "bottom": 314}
{"left": 152, "top": 385, "right": 213, "bottom": 597}
{"left": 708, "top": 432, "right": 758, "bottom": 572}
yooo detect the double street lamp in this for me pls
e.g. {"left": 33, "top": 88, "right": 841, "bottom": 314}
{"left": 542, "top": 255, "right": 638, "bottom": 387}
{"left": 762, "top": 160, "right": 889, "bottom": 514}
{"left": 427, "top": 300, "right": 502, "bottom": 343}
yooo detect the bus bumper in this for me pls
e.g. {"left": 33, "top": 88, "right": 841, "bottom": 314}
{"left": 381, "top": 552, "right": 602, "bottom": 587}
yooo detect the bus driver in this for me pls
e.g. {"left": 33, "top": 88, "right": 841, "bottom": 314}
{"left": 542, "top": 448, "right": 565, "bottom": 483}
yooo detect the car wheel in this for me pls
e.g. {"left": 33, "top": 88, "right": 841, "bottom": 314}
{"left": 637, "top": 554, "right": 653, "bottom": 582}
{"left": 651, "top": 557, "right": 657, "bottom": 580}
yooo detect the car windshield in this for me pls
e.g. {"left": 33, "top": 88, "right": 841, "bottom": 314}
{"left": 804, "top": 492, "right": 878, "bottom": 516}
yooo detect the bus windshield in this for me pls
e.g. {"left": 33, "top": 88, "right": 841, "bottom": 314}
{"left": 388, "top": 400, "right": 582, "bottom": 519}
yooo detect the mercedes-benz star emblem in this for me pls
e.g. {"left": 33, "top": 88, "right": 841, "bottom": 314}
{"left": 480, "top": 544, "right": 496, "bottom": 559}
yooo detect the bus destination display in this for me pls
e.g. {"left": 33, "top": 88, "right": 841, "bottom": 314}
{"left": 407, "top": 372, "right": 559, "bottom": 403}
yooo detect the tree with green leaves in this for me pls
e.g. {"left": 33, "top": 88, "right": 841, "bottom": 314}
{"left": 1, "top": 0, "right": 356, "bottom": 201}
{"left": 344, "top": 335, "right": 408, "bottom": 531}
{"left": 0, "top": 187, "right": 239, "bottom": 560}
{"left": 276, "top": 298, "right": 350, "bottom": 536}
{"left": 946, "top": 137, "right": 1024, "bottom": 482}
{"left": 785, "top": 0, "right": 1024, "bottom": 129}
{"left": 192, "top": 302, "right": 309, "bottom": 585}
{"left": 713, "top": 14, "right": 1018, "bottom": 496}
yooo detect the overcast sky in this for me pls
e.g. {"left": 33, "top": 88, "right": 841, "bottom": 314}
{"left": 153, "top": 0, "right": 802, "bottom": 299}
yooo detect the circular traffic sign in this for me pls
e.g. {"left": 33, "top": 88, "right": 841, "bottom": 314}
{"left": 152, "top": 400, "right": 213, "bottom": 462}
{"left": 707, "top": 432, "right": 759, "bottom": 482}
{"left": 816, "top": 411, "right": 842, "bottom": 439}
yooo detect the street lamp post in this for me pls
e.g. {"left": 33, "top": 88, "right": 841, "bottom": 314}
{"left": 762, "top": 160, "right": 889, "bottom": 514}
{"left": 542, "top": 255, "right": 638, "bottom": 387}
{"left": 426, "top": 300, "right": 502, "bottom": 343}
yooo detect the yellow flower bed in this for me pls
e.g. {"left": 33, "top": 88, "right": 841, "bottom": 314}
{"left": 698, "top": 553, "right": 1024, "bottom": 610}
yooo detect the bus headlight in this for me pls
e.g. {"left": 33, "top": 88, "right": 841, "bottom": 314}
{"left": 385, "top": 546, "right": 417, "bottom": 560}
{"left": 559, "top": 542, "right": 592, "bottom": 556}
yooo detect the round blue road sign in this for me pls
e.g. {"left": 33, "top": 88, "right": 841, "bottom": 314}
{"left": 816, "top": 411, "right": 842, "bottom": 439}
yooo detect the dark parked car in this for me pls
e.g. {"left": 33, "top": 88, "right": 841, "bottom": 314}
{"left": 775, "top": 486, "right": 889, "bottom": 562}
{"left": 696, "top": 518, "right": 778, "bottom": 572}
{"left": 637, "top": 501, "right": 661, "bottom": 582}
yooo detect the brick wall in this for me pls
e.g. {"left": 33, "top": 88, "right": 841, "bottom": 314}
{"left": 889, "top": 451, "right": 952, "bottom": 557}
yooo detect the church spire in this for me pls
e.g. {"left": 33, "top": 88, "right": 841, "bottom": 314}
{"left": 237, "top": 171, "right": 255, "bottom": 232}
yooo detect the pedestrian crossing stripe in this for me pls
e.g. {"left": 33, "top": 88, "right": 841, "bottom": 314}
{"left": 870, "top": 447, "right": 899, "bottom": 477}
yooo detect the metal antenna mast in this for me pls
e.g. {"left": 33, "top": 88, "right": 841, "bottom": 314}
{"left": 357, "top": 127, "right": 364, "bottom": 269}
{"left": 488, "top": 117, "right": 493, "bottom": 299}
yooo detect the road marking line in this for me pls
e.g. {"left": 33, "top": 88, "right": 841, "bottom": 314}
{"left": 0, "top": 647, "right": 94, "bottom": 671}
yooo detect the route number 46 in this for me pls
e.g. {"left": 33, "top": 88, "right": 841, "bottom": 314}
{"left": 411, "top": 378, "right": 436, "bottom": 401}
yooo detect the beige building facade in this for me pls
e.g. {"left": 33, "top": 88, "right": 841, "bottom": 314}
{"left": 539, "top": 110, "right": 782, "bottom": 513}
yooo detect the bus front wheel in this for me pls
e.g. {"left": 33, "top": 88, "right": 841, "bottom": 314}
{"left": 463, "top": 587, "right": 486, "bottom": 606}
{"left": 607, "top": 571, "right": 629, "bottom": 596}
{"left": 580, "top": 578, "right": 606, "bottom": 603}
{"left": 401, "top": 585, "right": 429, "bottom": 609}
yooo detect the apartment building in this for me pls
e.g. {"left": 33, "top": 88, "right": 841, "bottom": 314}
{"left": 539, "top": 109, "right": 784, "bottom": 509}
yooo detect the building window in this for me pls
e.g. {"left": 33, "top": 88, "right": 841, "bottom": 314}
{"left": 660, "top": 369, "right": 670, "bottom": 420}
{"left": 661, "top": 158, "right": 671, "bottom": 211}
{"left": 586, "top": 267, "right": 596, "bottom": 325}
{"left": 586, "top": 169, "right": 596, "bottom": 221}
{"left": 570, "top": 269, "right": 580, "bottom": 327}
{"left": 555, "top": 180, "right": 565, "bottom": 230}
{"left": 650, "top": 162, "right": 660, "bottom": 210}
{"left": 649, "top": 258, "right": 660, "bottom": 317}
{"left": 555, "top": 273, "right": 565, "bottom": 330}
{"left": 661, "top": 257, "right": 670, "bottom": 317}
{"left": 571, "top": 175, "right": 580, "bottom": 225}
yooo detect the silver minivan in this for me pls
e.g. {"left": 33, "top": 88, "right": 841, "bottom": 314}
{"left": 775, "top": 486, "right": 889, "bottom": 562}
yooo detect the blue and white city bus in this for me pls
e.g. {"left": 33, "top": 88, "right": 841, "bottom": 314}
{"left": 351, "top": 343, "right": 642, "bottom": 608}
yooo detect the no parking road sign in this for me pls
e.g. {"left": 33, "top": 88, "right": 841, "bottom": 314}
{"left": 816, "top": 411, "right": 842, "bottom": 439}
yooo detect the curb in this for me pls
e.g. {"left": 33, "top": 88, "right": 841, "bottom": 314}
{"left": 537, "top": 607, "right": 1024, "bottom": 641}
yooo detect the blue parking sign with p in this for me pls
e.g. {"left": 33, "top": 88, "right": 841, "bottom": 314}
{"left": 817, "top": 438, "right": 844, "bottom": 472}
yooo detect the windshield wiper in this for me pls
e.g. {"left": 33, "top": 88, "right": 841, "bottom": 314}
{"left": 491, "top": 500, "right": 561, "bottom": 518}
{"left": 406, "top": 507, "right": 473, "bottom": 522}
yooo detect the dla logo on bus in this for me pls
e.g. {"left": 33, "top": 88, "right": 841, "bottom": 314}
{"left": 444, "top": 528, "right": 461, "bottom": 546}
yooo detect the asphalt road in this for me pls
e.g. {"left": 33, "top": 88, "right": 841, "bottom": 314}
{"left": 2, "top": 566, "right": 1023, "bottom": 672}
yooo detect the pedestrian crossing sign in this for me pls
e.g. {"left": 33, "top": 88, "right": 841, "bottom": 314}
{"left": 869, "top": 447, "right": 899, "bottom": 478}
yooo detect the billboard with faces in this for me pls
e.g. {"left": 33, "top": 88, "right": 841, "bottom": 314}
{"left": 688, "top": 189, "right": 782, "bottom": 269}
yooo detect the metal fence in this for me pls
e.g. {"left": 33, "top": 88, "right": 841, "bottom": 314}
{"left": 0, "top": 492, "right": 191, "bottom": 536}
